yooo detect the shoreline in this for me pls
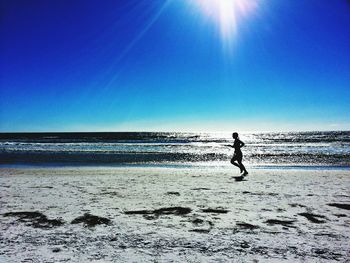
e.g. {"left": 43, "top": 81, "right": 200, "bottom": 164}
{"left": 1, "top": 163, "right": 350, "bottom": 171}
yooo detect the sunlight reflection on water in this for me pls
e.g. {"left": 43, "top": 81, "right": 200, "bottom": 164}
{"left": 0, "top": 131, "right": 349, "bottom": 167}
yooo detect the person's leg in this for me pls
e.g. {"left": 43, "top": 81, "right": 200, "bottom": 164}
{"left": 238, "top": 160, "right": 248, "bottom": 175}
{"left": 233, "top": 162, "right": 242, "bottom": 171}
{"left": 238, "top": 160, "right": 247, "bottom": 172}
{"left": 237, "top": 154, "right": 248, "bottom": 175}
{"left": 231, "top": 157, "right": 242, "bottom": 172}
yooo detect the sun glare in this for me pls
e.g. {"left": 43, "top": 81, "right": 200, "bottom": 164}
{"left": 190, "top": 0, "right": 258, "bottom": 46}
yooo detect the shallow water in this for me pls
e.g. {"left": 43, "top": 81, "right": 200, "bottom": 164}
{"left": 1, "top": 131, "right": 349, "bottom": 167}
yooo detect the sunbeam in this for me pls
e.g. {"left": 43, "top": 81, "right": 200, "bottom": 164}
{"left": 189, "top": 0, "right": 258, "bottom": 46}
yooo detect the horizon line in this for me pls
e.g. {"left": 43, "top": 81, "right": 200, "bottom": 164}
{"left": 0, "top": 129, "right": 349, "bottom": 134}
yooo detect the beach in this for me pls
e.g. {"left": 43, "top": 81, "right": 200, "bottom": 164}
{"left": 2, "top": 0, "right": 350, "bottom": 261}
{"left": 1, "top": 166, "right": 349, "bottom": 262}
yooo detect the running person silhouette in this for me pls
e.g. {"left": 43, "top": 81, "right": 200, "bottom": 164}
{"left": 229, "top": 132, "right": 248, "bottom": 176}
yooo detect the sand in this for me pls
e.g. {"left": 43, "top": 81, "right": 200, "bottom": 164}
{"left": 0, "top": 166, "right": 349, "bottom": 262}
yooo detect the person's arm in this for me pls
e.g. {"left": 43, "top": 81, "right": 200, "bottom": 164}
{"left": 239, "top": 140, "right": 245, "bottom": 148}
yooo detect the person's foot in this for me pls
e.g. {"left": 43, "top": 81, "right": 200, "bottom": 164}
{"left": 241, "top": 171, "right": 248, "bottom": 176}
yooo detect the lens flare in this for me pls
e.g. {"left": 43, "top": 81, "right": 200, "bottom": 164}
{"left": 190, "top": 0, "right": 258, "bottom": 46}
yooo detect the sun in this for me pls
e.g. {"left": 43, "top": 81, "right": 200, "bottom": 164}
{"left": 189, "top": 0, "right": 258, "bottom": 46}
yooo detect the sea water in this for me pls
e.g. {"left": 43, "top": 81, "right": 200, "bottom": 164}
{"left": 0, "top": 131, "right": 349, "bottom": 168}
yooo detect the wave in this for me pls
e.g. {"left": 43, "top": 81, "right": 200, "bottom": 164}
{"left": 1, "top": 131, "right": 349, "bottom": 167}
{"left": 1, "top": 151, "right": 349, "bottom": 166}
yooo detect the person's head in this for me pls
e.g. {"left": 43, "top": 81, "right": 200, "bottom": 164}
{"left": 232, "top": 132, "right": 239, "bottom": 139}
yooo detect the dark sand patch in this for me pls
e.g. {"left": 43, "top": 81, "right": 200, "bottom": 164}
{"left": 239, "top": 241, "right": 250, "bottom": 249}
{"left": 333, "top": 214, "right": 347, "bottom": 218}
{"left": 289, "top": 203, "right": 307, "bottom": 208}
{"left": 261, "top": 208, "right": 273, "bottom": 212}
{"left": 154, "top": 207, "right": 191, "bottom": 215}
{"left": 276, "top": 208, "right": 286, "bottom": 212}
{"left": 125, "top": 207, "right": 192, "bottom": 219}
{"left": 298, "top": 213, "right": 326, "bottom": 223}
{"left": 242, "top": 191, "right": 278, "bottom": 196}
{"left": 236, "top": 222, "right": 259, "bottom": 230}
{"left": 166, "top": 191, "right": 180, "bottom": 196}
{"left": 265, "top": 219, "right": 296, "bottom": 227}
{"left": 71, "top": 213, "right": 111, "bottom": 227}
{"left": 189, "top": 229, "right": 211, "bottom": 233}
{"left": 201, "top": 208, "right": 229, "bottom": 214}
{"left": 314, "top": 232, "right": 340, "bottom": 238}
{"left": 191, "top": 188, "right": 211, "bottom": 191}
{"left": 335, "top": 194, "right": 350, "bottom": 198}
{"left": 99, "top": 191, "right": 124, "bottom": 197}
{"left": 3, "top": 211, "right": 64, "bottom": 229}
{"left": 124, "top": 210, "right": 151, "bottom": 215}
{"left": 190, "top": 218, "right": 213, "bottom": 233}
{"left": 327, "top": 203, "right": 350, "bottom": 210}
{"left": 192, "top": 218, "right": 204, "bottom": 225}
{"left": 29, "top": 186, "right": 53, "bottom": 189}
{"left": 250, "top": 246, "right": 269, "bottom": 255}
{"left": 311, "top": 248, "right": 343, "bottom": 261}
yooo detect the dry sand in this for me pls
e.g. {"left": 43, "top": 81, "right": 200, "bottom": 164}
{"left": 0, "top": 167, "right": 349, "bottom": 262}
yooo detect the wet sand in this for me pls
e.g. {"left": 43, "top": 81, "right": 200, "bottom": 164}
{"left": 0, "top": 167, "right": 349, "bottom": 262}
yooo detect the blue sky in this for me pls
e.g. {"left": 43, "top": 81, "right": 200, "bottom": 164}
{"left": 1, "top": 0, "right": 349, "bottom": 132}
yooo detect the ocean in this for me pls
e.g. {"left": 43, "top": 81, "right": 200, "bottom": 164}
{"left": 0, "top": 131, "right": 349, "bottom": 168}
